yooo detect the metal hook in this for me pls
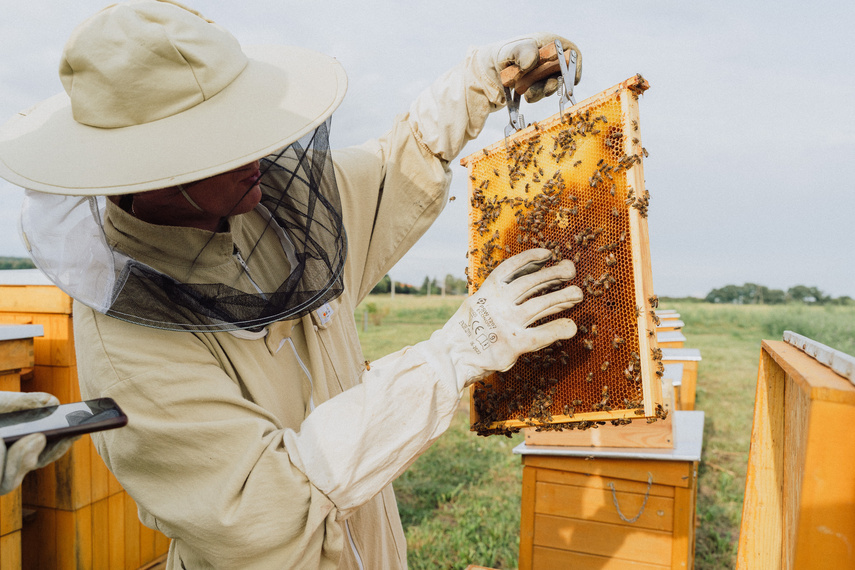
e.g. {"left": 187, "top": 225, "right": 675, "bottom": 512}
{"left": 555, "top": 40, "right": 578, "bottom": 116}
{"left": 504, "top": 86, "right": 525, "bottom": 140}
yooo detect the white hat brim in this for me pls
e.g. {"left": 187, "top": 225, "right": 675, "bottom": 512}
{"left": 0, "top": 45, "right": 347, "bottom": 196}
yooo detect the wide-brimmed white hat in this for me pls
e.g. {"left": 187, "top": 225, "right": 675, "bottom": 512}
{"left": 0, "top": 0, "right": 347, "bottom": 196}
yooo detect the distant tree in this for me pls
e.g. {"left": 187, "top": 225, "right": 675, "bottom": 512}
{"left": 394, "top": 282, "right": 417, "bottom": 295}
{"left": 787, "top": 285, "right": 829, "bottom": 304}
{"left": 370, "top": 274, "right": 392, "bottom": 294}
{"left": 444, "top": 274, "right": 468, "bottom": 295}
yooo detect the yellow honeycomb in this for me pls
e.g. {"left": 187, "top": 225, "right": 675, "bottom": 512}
{"left": 460, "top": 75, "right": 663, "bottom": 436}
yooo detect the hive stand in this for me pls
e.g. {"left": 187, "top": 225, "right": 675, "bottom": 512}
{"left": 737, "top": 334, "right": 855, "bottom": 569}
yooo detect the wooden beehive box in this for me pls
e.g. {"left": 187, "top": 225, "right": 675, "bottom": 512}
{"left": 460, "top": 76, "right": 665, "bottom": 435}
{"left": 662, "top": 349, "right": 701, "bottom": 411}
{"left": 515, "top": 411, "right": 703, "bottom": 569}
{"left": 737, "top": 333, "right": 855, "bottom": 569}
{"left": 0, "top": 324, "right": 42, "bottom": 570}
{"left": 0, "top": 272, "right": 170, "bottom": 569}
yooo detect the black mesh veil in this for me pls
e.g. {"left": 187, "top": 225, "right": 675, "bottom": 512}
{"left": 21, "top": 119, "right": 347, "bottom": 332}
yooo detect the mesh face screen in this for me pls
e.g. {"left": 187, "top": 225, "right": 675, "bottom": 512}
{"left": 461, "top": 76, "right": 664, "bottom": 436}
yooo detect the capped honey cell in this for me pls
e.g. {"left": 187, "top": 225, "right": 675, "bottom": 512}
{"left": 460, "top": 75, "right": 662, "bottom": 436}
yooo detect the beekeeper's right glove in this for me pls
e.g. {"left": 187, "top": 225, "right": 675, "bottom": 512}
{"left": 0, "top": 391, "right": 77, "bottom": 495}
{"left": 284, "top": 249, "right": 582, "bottom": 518}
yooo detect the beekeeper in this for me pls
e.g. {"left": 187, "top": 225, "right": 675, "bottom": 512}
{"left": 0, "top": 392, "right": 75, "bottom": 495}
{"left": 0, "top": 0, "right": 584, "bottom": 567}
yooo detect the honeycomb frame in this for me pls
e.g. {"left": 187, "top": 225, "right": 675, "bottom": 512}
{"left": 460, "top": 75, "right": 664, "bottom": 436}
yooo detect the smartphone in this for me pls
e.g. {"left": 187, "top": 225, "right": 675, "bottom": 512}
{"left": 0, "top": 397, "right": 127, "bottom": 445}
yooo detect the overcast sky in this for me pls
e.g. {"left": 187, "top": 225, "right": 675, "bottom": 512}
{"left": 1, "top": 0, "right": 853, "bottom": 297}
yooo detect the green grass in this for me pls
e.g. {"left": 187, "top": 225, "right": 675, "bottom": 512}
{"left": 355, "top": 296, "right": 855, "bottom": 569}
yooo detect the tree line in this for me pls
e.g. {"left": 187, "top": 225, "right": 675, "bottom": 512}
{"left": 704, "top": 283, "right": 852, "bottom": 305}
{"left": 370, "top": 274, "right": 468, "bottom": 296}
{"left": 0, "top": 257, "right": 35, "bottom": 270}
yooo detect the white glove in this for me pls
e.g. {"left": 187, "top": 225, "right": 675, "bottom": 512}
{"left": 0, "top": 392, "right": 77, "bottom": 495}
{"left": 284, "top": 249, "right": 581, "bottom": 517}
{"left": 408, "top": 32, "right": 581, "bottom": 160}
{"left": 492, "top": 33, "right": 582, "bottom": 103}
{"left": 422, "top": 248, "right": 582, "bottom": 389}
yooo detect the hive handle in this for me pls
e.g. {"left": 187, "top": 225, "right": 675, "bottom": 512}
{"left": 607, "top": 472, "right": 653, "bottom": 524}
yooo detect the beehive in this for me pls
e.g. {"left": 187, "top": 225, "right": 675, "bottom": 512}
{"left": 460, "top": 75, "right": 664, "bottom": 435}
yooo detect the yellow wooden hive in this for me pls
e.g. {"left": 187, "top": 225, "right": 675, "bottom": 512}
{"left": 460, "top": 75, "right": 665, "bottom": 435}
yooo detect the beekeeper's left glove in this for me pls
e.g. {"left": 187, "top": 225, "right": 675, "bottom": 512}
{"left": 0, "top": 392, "right": 77, "bottom": 495}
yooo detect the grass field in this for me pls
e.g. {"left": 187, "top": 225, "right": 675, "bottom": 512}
{"left": 355, "top": 295, "right": 855, "bottom": 569}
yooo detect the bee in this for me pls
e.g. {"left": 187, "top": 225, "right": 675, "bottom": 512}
{"left": 642, "top": 147, "right": 649, "bottom": 158}
{"left": 364, "top": 360, "right": 371, "bottom": 371}
{"left": 586, "top": 371, "right": 594, "bottom": 382}
{"left": 493, "top": 168, "right": 500, "bottom": 177}
{"left": 612, "top": 336, "right": 624, "bottom": 349}
{"left": 469, "top": 174, "right": 476, "bottom": 181}
{"left": 582, "top": 339, "right": 594, "bottom": 351}
{"left": 448, "top": 196, "right": 456, "bottom": 202}
{"left": 611, "top": 207, "right": 619, "bottom": 218}
{"left": 649, "top": 295, "right": 659, "bottom": 309}
{"left": 601, "top": 361, "right": 610, "bottom": 371}
{"left": 632, "top": 120, "right": 638, "bottom": 131}
{"left": 591, "top": 325, "right": 598, "bottom": 337}
{"left": 632, "top": 137, "right": 639, "bottom": 145}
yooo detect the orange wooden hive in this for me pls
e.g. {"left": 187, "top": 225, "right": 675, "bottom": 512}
{"left": 737, "top": 333, "right": 855, "bottom": 569}
{"left": 460, "top": 76, "right": 665, "bottom": 435}
{"left": 0, "top": 272, "right": 169, "bottom": 569}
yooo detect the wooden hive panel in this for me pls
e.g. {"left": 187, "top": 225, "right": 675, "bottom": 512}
{"left": 737, "top": 339, "right": 855, "bottom": 569}
{"left": 460, "top": 76, "right": 664, "bottom": 435}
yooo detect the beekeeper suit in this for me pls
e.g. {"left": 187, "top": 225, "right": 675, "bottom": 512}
{"left": 0, "top": 1, "right": 584, "bottom": 567}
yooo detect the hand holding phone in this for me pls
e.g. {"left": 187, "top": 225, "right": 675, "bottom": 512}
{"left": 0, "top": 397, "right": 127, "bottom": 445}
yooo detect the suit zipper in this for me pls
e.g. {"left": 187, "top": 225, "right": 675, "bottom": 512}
{"left": 344, "top": 520, "right": 365, "bottom": 570}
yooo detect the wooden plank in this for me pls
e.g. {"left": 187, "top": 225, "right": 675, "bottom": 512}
{"left": 0, "top": 487, "right": 21, "bottom": 537}
{"left": 523, "top": 455, "right": 693, "bottom": 488}
{"left": 679, "top": 362, "right": 698, "bottom": 411}
{"left": 792, "top": 399, "right": 855, "bottom": 568}
{"left": 108, "top": 492, "right": 126, "bottom": 569}
{"left": 737, "top": 349, "right": 786, "bottom": 569}
{"left": 518, "top": 466, "right": 537, "bottom": 570}
{"left": 56, "top": 505, "right": 92, "bottom": 570}
{"left": 533, "top": 545, "right": 669, "bottom": 569}
{"left": 24, "top": 507, "right": 58, "bottom": 569}
{"left": 671, "top": 467, "right": 696, "bottom": 569}
{"left": 92, "top": 497, "right": 110, "bottom": 570}
{"left": 0, "top": 338, "right": 34, "bottom": 372}
{"left": 0, "top": 286, "right": 72, "bottom": 314}
{"left": 536, "top": 468, "right": 676, "bottom": 498}
{"left": 782, "top": 369, "right": 809, "bottom": 570}
{"left": 0, "top": 531, "right": 21, "bottom": 570}
{"left": 525, "top": 412, "right": 673, "bottom": 449}
{"left": 535, "top": 481, "right": 674, "bottom": 532}
{"left": 124, "top": 492, "right": 141, "bottom": 570}
{"left": 30, "top": 365, "right": 75, "bottom": 405}
{"left": 764, "top": 340, "right": 855, "bottom": 405}
{"left": 658, "top": 341, "right": 684, "bottom": 349}
{"left": 534, "top": 513, "right": 672, "bottom": 566}
{"left": 23, "top": 460, "right": 58, "bottom": 509}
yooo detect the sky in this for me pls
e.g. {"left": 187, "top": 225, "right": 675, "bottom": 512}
{"left": 0, "top": 0, "right": 853, "bottom": 298}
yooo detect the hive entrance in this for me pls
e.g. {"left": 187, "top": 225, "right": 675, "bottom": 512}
{"left": 461, "top": 75, "right": 664, "bottom": 436}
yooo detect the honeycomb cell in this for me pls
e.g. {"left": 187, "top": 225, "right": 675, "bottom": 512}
{"left": 460, "top": 75, "right": 662, "bottom": 436}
